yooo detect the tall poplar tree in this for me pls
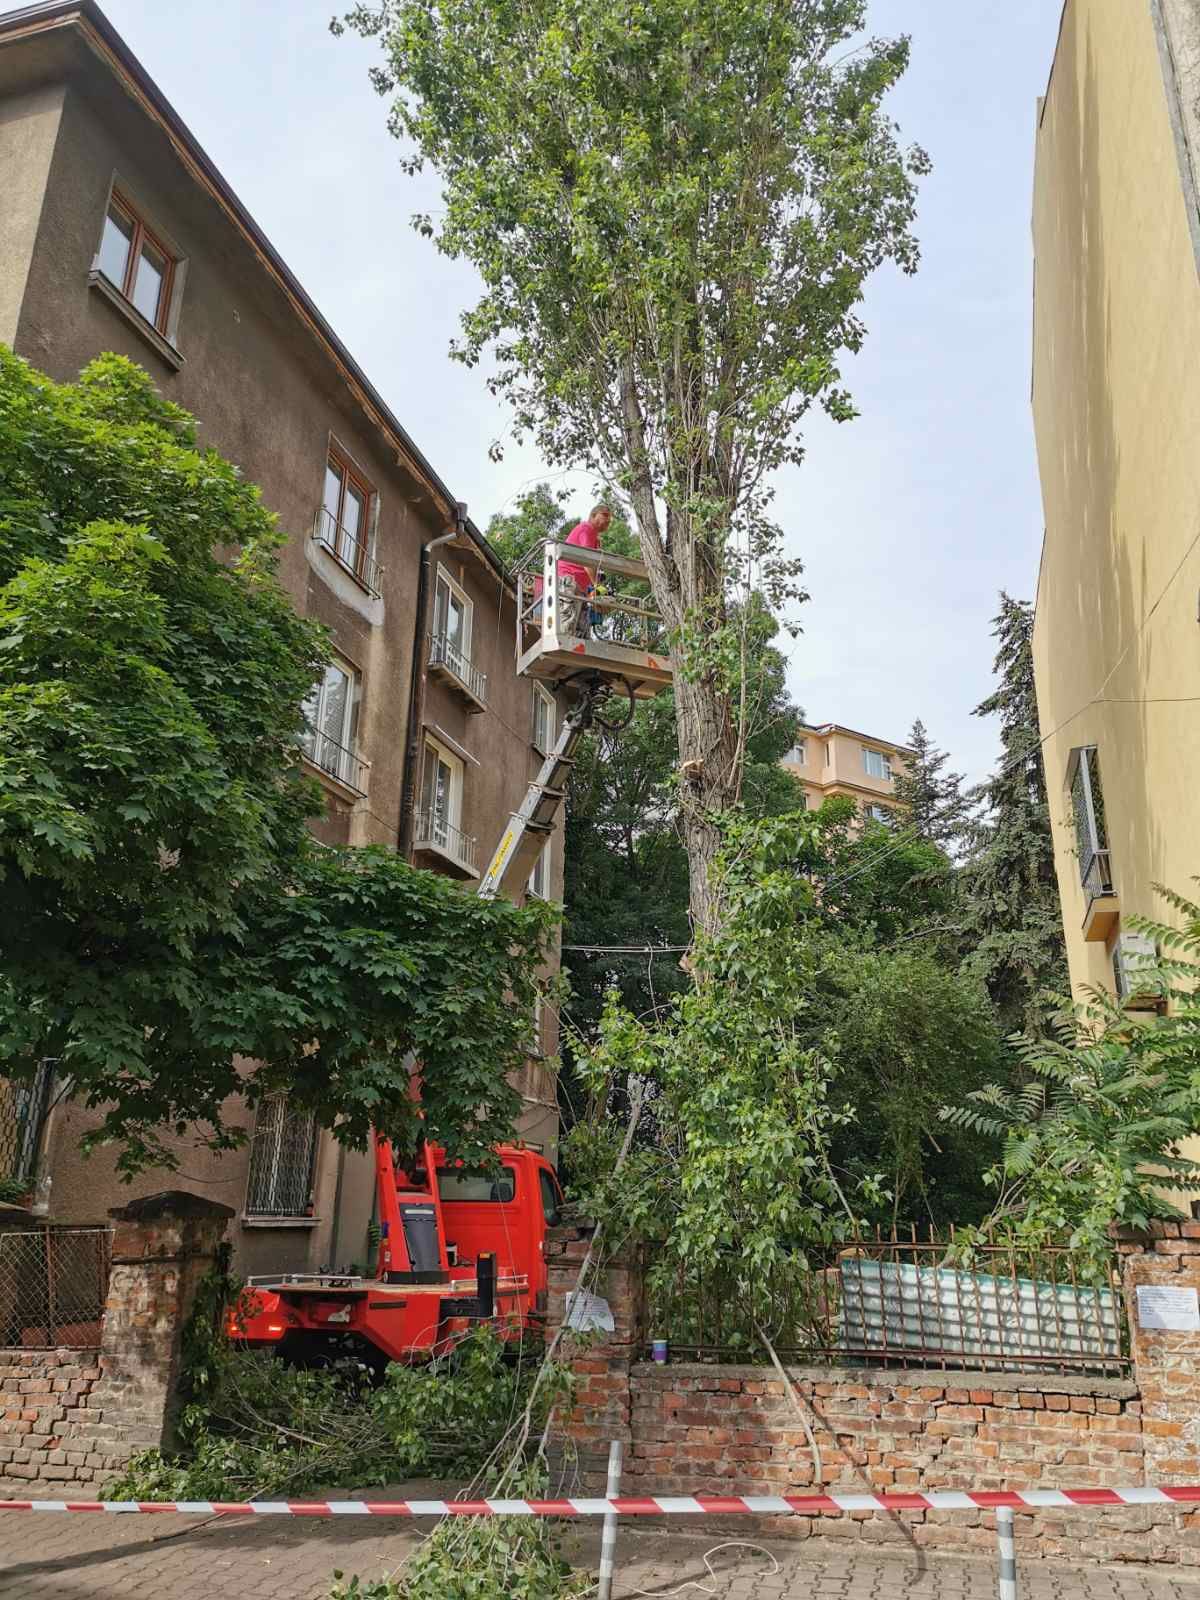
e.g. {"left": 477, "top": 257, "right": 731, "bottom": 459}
{"left": 341, "top": 0, "right": 928, "bottom": 930}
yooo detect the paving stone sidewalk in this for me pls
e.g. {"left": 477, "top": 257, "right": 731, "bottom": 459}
{"left": 0, "top": 1511, "right": 1198, "bottom": 1600}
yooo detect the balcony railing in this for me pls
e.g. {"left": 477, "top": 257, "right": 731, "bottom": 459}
{"left": 428, "top": 632, "right": 488, "bottom": 711}
{"left": 414, "top": 809, "right": 478, "bottom": 875}
{"left": 1081, "top": 847, "right": 1114, "bottom": 903}
{"left": 313, "top": 506, "right": 384, "bottom": 599}
{"left": 301, "top": 730, "right": 368, "bottom": 796}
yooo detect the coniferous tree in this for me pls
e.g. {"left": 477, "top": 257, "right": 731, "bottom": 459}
{"left": 892, "top": 717, "right": 971, "bottom": 854}
{"left": 959, "top": 595, "right": 1067, "bottom": 1034}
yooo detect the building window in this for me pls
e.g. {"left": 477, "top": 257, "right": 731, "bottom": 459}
{"left": 415, "top": 736, "right": 476, "bottom": 871}
{"left": 786, "top": 740, "right": 807, "bottom": 766}
{"left": 528, "top": 841, "right": 551, "bottom": 901}
{"left": 433, "top": 567, "right": 472, "bottom": 664}
{"left": 824, "top": 742, "right": 832, "bottom": 766}
{"left": 318, "top": 453, "right": 380, "bottom": 593}
{"left": 245, "top": 1096, "right": 318, "bottom": 1218}
{"left": 531, "top": 989, "right": 544, "bottom": 1056}
{"left": 96, "top": 192, "right": 175, "bottom": 334}
{"left": 429, "top": 567, "right": 487, "bottom": 709}
{"left": 1068, "top": 745, "right": 1112, "bottom": 902}
{"left": 532, "top": 683, "right": 556, "bottom": 755}
{"left": 301, "top": 659, "right": 365, "bottom": 794}
{"left": 866, "top": 803, "right": 893, "bottom": 824}
{"left": 863, "top": 748, "right": 892, "bottom": 781}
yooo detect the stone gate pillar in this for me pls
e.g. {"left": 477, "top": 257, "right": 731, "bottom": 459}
{"left": 74, "top": 1190, "right": 233, "bottom": 1470}
{"left": 543, "top": 1222, "right": 644, "bottom": 1491}
{"left": 1118, "top": 1220, "right": 1200, "bottom": 1488}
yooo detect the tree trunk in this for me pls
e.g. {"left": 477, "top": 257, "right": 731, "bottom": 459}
{"left": 618, "top": 357, "right": 741, "bottom": 938}
{"left": 673, "top": 669, "right": 740, "bottom": 936}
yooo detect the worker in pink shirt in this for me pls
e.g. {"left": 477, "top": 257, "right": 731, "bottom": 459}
{"left": 535, "top": 503, "right": 612, "bottom": 636}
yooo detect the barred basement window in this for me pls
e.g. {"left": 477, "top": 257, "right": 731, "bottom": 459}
{"left": 245, "top": 1096, "right": 318, "bottom": 1218}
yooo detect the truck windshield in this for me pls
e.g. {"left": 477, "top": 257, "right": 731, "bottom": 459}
{"left": 436, "top": 1167, "right": 516, "bottom": 1203}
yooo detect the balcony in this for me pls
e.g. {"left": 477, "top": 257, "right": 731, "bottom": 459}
{"left": 301, "top": 731, "right": 368, "bottom": 798}
{"left": 413, "top": 809, "right": 479, "bottom": 877}
{"left": 428, "top": 632, "right": 487, "bottom": 713}
{"left": 1081, "top": 847, "right": 1118, "bottom": 943}
{"left": 312, "top": 506, "right": 384, "bottom": 600}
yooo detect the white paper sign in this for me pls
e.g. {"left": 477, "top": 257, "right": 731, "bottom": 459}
{"left": 564, "top": 1290, "right": 615, "bottom": 1333}
{"left": 1136, "top": 1285, "right": 1200, "bottom": 1332}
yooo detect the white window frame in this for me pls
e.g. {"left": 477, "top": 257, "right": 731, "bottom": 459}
{"left": 866, "top": 803, "right": 892, "bottom": 824}
{"left": 863, "top": 748, "right": 893, "bottom": 781}
{"left": 300, "top": 657, "right": 362, "bottom": 789}
{"left": 527, "top": 839, "right": 551, "bottom": 901}
{"left": 788, "top": 739, "right": 807, "bottom": 766}
{"left": 421, "top": 734, "right": 464, "bottom": 843}
{"left": 532, "top": 683, "right": 556, "bottom": 755}
{"left": 245, "top": 1095, "right": 319, "bottom": 1219}
{"left": 433, "top": 565, "right": 474, "bottom": 657}
{"left": 531, "top": 988, "right": 544, "bottom": 1057}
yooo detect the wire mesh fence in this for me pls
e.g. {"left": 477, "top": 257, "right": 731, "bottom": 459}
{"left": 644, "top": 1228, "right": 1130, "bottom": 1378}
{"left": 0, "top": 1227, "right": 111, "bottom": 1349}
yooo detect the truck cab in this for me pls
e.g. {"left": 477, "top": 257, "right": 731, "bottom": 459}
{"left": 232, "top": 1144, "right": 563, "bottom": 1370}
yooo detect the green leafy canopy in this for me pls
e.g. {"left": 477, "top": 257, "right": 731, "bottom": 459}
{"left": 340, "top": 0, "right": 928, "bottom": 931}
{"left": 0, "top": 348, "right": 553, "bottom": 1173}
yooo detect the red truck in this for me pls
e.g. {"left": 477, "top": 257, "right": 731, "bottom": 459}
{"left": 232, "top": 1132, "right": 564, "bottom": 1370}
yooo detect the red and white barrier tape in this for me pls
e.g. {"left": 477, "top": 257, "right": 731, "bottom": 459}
{"left": 0, "top": 1487, "right": 1197, "bottom": 1516}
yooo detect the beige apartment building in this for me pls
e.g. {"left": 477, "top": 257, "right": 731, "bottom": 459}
{"left": 1031, "top": 0, "right": 1200, "bottom": 1002}
{"left": 0, "top": 0, "right": 563, "bottom": 1272}
{"left": 781, "top": 722, "right": 911, "bottom": 823}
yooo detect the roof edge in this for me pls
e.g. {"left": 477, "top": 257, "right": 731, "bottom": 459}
{"left": 0, "top": 0, "right": 509, "bottom": 586}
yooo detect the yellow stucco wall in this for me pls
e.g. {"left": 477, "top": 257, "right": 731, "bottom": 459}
{"left": 780, "top": 725, "right": 908, "bottom": 816}
{"left": 1032, "top": 0, "right": 1200, "bottom": 996}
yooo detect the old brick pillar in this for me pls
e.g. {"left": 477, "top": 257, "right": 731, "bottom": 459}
{"left": 75, "top": 1191, "right": 233, "bottom": 1471}
{"left": 1119, "top": 1221, "right": 1200, "bottom": 1484}
{"left": 544, "top": 1222, "right": 643, "bottom": 1491}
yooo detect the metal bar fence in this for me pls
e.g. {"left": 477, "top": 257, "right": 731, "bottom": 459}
{"left": 0, "top": 1227, "right": 111, "bottom": 1350}
{"left": 642, "top": 1229, "right": 1130, "bottom": 1378}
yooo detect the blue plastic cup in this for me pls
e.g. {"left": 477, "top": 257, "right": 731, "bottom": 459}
{"left": 651, "top": 1339, "right": 668, "bottom": 1364}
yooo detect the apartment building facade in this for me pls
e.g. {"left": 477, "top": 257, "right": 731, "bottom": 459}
{"left": 781, "top": 722, "right": 911, "bottom": 824}
{"left": 0, "top": 0, "right": 562, "bottom": 1273}
{"left": 1031, "top": 0, "right": 1200, "bottom": 1003}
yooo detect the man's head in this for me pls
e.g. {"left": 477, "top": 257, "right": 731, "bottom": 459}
{"left": 589, "top": 503, "right": 613, "bottom": 534}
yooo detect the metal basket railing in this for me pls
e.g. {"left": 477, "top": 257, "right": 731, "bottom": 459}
{"left": 301, "top": 729, "right": 368, "bottom": 796}
{"left": 428, "top": 631, "right": 488, "bottom": 707}
{"left": 0, "top": 1227, "right": 111, "bottom": 1349}
{"left": 414, "top": 809, "right": 479, "bottom": 874}
{"left": 513, "top": 541, "right": 669, "bottom": 653}
{"left": 313, "top": 506, "right": 384, "bottom": 599}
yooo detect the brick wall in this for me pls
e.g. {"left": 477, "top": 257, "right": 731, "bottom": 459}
{"left": 0, "top": 1349, "right": 106, "bottom": 1487}
{"left": 545, "top": 1223, "right": 1200, "bottom": 1567}
{"left": 0, "top": 1191, "right": 232, "bottom": 1493}
{"left": 629, "top": 1363, "right": 1159, "bottom": 1563}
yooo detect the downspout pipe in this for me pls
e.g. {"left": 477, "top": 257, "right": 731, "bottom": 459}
{"left": 398, "top": 502, "right": 467, "bottom": 857}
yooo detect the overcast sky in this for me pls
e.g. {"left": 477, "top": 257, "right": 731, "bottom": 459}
{"left": 98, "top": 0, "right": 1065, "bottom": 783}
